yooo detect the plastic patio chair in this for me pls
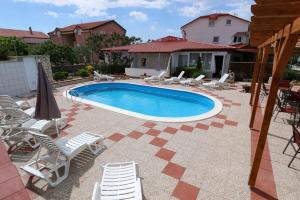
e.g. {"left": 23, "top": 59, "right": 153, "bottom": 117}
{"left": 164, "top": 71, "right": 185, "bottom": 84}
{"left": 273, "top": 96, "right": 297, "bottom": 122}
{"left": 180, "top": 74, "right": 205, "bottom": 86}
{"left": 21, "top": 131, "right": 105, "bottom": 187}
{"left": 283, "top": 125, "right": 300, "bottom": 167}
{"left": 92, "top": 161, "right": 142, "bottom": 200}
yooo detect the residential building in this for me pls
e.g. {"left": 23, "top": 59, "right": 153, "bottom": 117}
{"left": 48, "top": 20, "right": 126, "bottom": 47}
{"left": 103, "top": 36, "right": 238, "bottom": 78}
{"left": 0, "top": 27, "right": 49, "bottom": 44}
{"left": 181, "top": 13, "right": 250, "bottom": 45}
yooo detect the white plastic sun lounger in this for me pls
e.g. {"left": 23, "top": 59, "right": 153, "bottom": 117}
{"left": 94, "top": 71, "right": 115, "bottom": 81}
{"left": 180, "top": 74, "right": 205, "bottom": 86}
{"left": 203, "top": 73, "right": 230, "bottom": 89}
{"left": 21, "top": 131, "right": 105, "bottom": 187}
{"left": 0, "top": 95, "right": 31, "bottom": 110}
{"left": 144, "top": 71, "right": 166, "bottom": 82}
{"left": 92, "top": 161, "right": 142, "bottom": 200}
{"left": 164, "top": 71, "right": 185, "bottom": 84}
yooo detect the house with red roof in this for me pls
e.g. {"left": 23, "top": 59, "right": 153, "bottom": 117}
{"left": 48, "top": 20, "right": 126, "bottom": 47}
{"left": 0, "top": 27, "right": 49, "bottom": 44}
{"left": 181, "top": 13, "right": 250, "bottom": 46}
{"left": 103, "top": 36, "right": 238, "bottom": 78}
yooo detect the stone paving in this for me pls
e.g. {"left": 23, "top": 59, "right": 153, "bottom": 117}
{"left": 3, "top": 79, "right": 300, "bottom": 200}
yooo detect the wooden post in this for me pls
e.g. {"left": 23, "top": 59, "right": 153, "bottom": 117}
{"left": 250, "top": 48, "right": 263, "bottom": 105}
{"left": 248, "top": 33, "right": 298, "bottom": 186}
{"left": 249, "top": 46, "right": 270, "bottom": 128}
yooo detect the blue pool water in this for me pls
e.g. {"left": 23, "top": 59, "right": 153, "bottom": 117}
{"left": 69, "top": 83, "right": 216, "bottom": 118}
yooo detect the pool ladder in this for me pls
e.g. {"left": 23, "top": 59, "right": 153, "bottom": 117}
{"left": 68, "top": 90, "right": 82, "bottom": 103}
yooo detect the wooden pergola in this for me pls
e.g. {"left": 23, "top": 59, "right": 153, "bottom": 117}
{"left": 249, "top": 0, "right": 300, "bottom": 186}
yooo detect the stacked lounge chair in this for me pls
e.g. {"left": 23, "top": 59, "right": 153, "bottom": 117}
{"left": 164, "top": 71, "right": 185, "bottom": 84}
{"left": 180, "top": 74, "right": 205, "bottom": 86}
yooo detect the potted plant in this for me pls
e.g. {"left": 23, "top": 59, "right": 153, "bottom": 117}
{"left": 242, "top": 85, "right": 251, "bottom": 93}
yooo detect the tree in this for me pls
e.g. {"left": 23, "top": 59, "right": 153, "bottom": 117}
{"left": 196, "top": 56, "right": 203, "bottom": 71}
{"left": 0, "top": 36, "right": 28, "bottom": 60}
{"left": 29, "top": 41, "right": 76, "bottom": 66}
{"left": 73, "top": 45, "right": 91, "bottom": 64}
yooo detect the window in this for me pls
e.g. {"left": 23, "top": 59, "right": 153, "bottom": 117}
{"left": 213, "top": 36, "right": 219, "bottom": 43}
{"left": 201, "top": 53, "right": 212, "bottom": 70}
{"left": 74, "top": 29, "right": 81, "bottom": 35}
{"left": 237, "top": 36, "right": 242, "bottom": 43}
{"left": 140, "top": 58, "right": 146, "bottom": 67}
{"left": 97, "top": 30, "right": 107, "bottom": 35}
{"left": 233, "top": 36, "right": 242, "bottom": 43}
{"left": 189, "top": 53, "right": 200, "bottom": 66}
{"left": 56, "top": 31, "right": 61, "bottom": 37}
{"left": 226, "top": 19, "right": 231, "bottom": 25}
{"left": 178, "top": 55, "right": 188, "bottom": 67}
{"left": 208, "top": 19, "right": 215, "bottom": 27}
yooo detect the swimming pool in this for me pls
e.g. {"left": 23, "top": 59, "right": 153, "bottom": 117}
{"left": 66, "top": 82, "right": 223, "bottom": 122}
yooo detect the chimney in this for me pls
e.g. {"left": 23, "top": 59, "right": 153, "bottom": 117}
{"left": 29, "top": 27, "right": 33, "bottom": 35}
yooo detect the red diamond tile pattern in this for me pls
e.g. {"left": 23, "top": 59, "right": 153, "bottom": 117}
{"left": 210, "top": 121, "right": 224, "bottom": 128}
{"left": 225, "top": 120, "right": 238, "bottom": 126}
{"left": 155, "top": 148, "right": 175, "bottom": 161}
{"left": 143, "top": 122, "right": 157, "bottom": 128}
{"left": 215, "top": 114, "right": 227, "bottom": 119}
{"left": 172, "top": 181, "right": 200, "bottom": 200}
{"left": 108, "top": 133, "right": 125, "bottom": 142}
{"left": 146, "top": 129, "right": 161, "bottom": 137}
{"left": 163, "top": 127, "right": 178, "bottom": 134}
{"left": 180, "top": 125, "right": 194, "bottom": 132}
{"left": 162, "top": 162, "right": 186, "bottom": 179}
{"left": 150, "top": 137, "right": 167, "bottom": 147}
{"left": 128, "top": 131, "right": 143, "bottom": 139}
{"left": 196, "top": 123, "right": 209, "bottom": 130}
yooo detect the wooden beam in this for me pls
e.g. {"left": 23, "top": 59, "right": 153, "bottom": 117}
{"left": 251, "top": 2, "right": 300, "bottom": 17}
{"left": 248, "top": 33, "right": 299, "bottom": 186}
{"left": 250, "top": 48, "right": 263, "bottom": 105}
{"left": 255, "top": 0, "right": 300, "bottom": 4}
{"left": 249, "top": 46, "right": 270, "bottom": 128}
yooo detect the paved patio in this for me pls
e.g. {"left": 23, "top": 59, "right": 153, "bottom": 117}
{"left": 3, "top": 79, "right": 300, "bottom": 200}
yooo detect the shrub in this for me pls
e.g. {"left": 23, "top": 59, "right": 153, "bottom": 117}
{"left": 53, "top": 71, "right": 68, "bottom": 81}
{"left": 77, "top": 68, "right": 89, "bottom": 77}
{"left": 85, "top": 65, "right": 94, "bottom": 75}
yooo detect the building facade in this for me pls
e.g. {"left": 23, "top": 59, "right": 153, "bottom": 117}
{"left": 0, "top": 27, "right": 49, "bottom": 44}
{"left": 181, "top": 13, "right": 250, "bottom": 45}
{"left": 48, "top": 20, "right": 126, "bottom": 47}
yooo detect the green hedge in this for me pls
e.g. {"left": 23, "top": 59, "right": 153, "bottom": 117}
{"left": 53, "top": 71, "right": 68, "bottom": 81}
{"left": 77, "top": 69, "right": 89, "bottom": 77}
{"left": 172, "top": 66, "right": 207, "bottom": 78}
{"left": 94, "top": 63, "right": 126, "bottom": 74}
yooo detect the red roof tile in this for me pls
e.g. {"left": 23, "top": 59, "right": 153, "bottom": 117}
{"left": 103, "top": 36, "right": 235, "bottom": 53}
{"left": 0, "top": 28, "right": 48, "bottom": 39}
{"left": 50, "top": 20, "right": 125, "bottom": 34}
{"left": 181, "top": 13, "right": 250, "bottom": 29}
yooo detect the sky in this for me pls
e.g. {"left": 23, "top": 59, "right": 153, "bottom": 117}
{"left": 0, "top": 0, "right": 253, "bottom": 41}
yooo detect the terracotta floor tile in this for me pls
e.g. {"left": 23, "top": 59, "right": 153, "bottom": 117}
{"left": 224, "top": 99, "right": 232, "bottom": 103}
{"left": 108, "top": 133, "right": 125, "bottom": 142}
{"left": 143, "top": 122, "right": 157, "bottom": 128}
{"left": 0, "top": 176, "right": 25, "bottom": 199}
{"left": 83, "top": 106, "right": 94, "bottom": 111}
{"left": 224, "top": 120, "right": 238, "bottom": 126}
{"left": 215, "top": 114, "right": 227, "bottom": 119}
{"left": 0, "top": 164, "right": 19, "bottom": 184}
{"left": 59, "top": 108, "right": 67, "bottom": 112}
{"left": 162, "top": 162, "right": 186, "bottom": 179}
{"left": 69, "top": 107, "right": 80, "bottom": 112}
{"left": 150, "top": 137, "right": 167, "bottom": 147}
{"left": 128, "top": 131, "right": 143, "bottom": 139}
{"left": 223, "top": 103, "right": 231, "bottom": 107}
{"left": 196, "top": 123, "right": 209, "bottom": 130}
{"left": 66, "top": 112, "right": 77, "bottom": 117}
{"left": 232, "top": 102, "right": 241, "bottom": 106}
{"left": 3, "top": 188, "right": 31, "bottom": 200}
{"left": 163, "top": 127, "right": 178, "bottom": 134}
{"left": 0, "top": 154, "right": 11, "bottom": 166}
{"left": 180, "top": 125, "right": 194, "bottom": 132}
{"left": 72, "top": 103, "right": 81, "bottom": 107}
{"left": 210, "top": 121, "right": 224, "bottom": 128}
{"left": 172, "top": 181, "right": 200, "bottom": 200}
{"left": 155, "top": 148, "right": 176, "bottom": 161}
{"left": 146, "top": 129, "right": 161, "bottom": 137}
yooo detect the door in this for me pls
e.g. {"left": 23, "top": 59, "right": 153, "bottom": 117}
{"left": 214, "top": 56, "right": 224, "bottom": 78}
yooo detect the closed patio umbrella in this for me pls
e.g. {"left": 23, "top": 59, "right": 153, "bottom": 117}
{"left": 35, "top": 62, "right": 61, "bottom": 120}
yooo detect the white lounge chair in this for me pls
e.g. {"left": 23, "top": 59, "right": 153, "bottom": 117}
{"left": 21, "top": 131, "right": 105, "bottom": 187}
{"left": 164, "top": 71, "right": 185, "bottom": 84}
{"left": 0, "top": 95, "right": 31, "bottom": 110}
{"left": 92, "top": 161, "right": 142, "bottom": 200}
{"left": 180, "top": 74, "right": 205, "bottom": 86}
{"left": 144, "top": 71, "right": 166, "bottom": 82}
{"left": 203, "top": 73, "right": 230, "bottom": 89}
{"left": 94, "top": 71, "right": 115, "bottom": 81}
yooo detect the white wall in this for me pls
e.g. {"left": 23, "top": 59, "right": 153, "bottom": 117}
{"left": 182, "top": 15, "right": 249, "bottom": 45}
{"left": 0, "top": 61, "right": 31, "bottom": 97}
